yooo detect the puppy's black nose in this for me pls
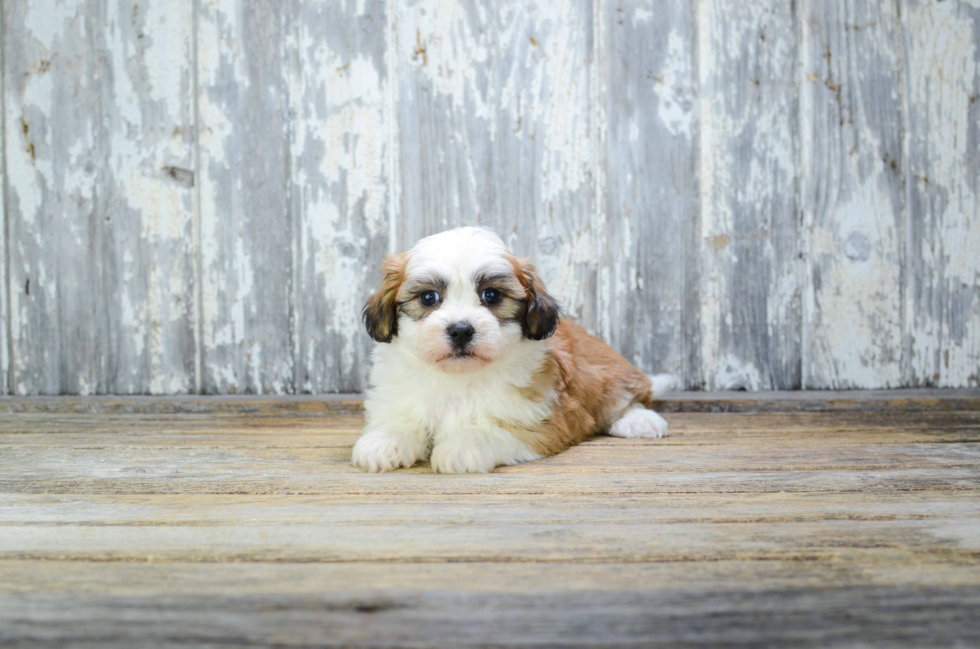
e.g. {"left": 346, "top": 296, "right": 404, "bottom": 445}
{"left": 447, "top": 322, "right": 475, "bottom": 348}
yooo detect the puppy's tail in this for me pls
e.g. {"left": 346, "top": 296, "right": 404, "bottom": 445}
{"left": 648, "top": 373, "right": 680, "bottom": 396}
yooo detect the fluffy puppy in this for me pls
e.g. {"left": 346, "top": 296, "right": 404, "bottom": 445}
{"left": 352, "top": 227, "right": 677, "bottom": 473}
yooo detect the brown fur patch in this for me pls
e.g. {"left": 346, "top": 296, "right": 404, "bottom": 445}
{"left": 362, "top": 253, "right": 409, "bottom": 342}
{"left": 506, "top": 254, "right": 560, "bottom": 340}
{"left": 474, "top": 272, "right": 525, "bottom": 323}
{"left": 499, "top": 321, "right": 653, "bottom": 456}
{"left": 397, "top": 274, "right": 447, "bottom": 321}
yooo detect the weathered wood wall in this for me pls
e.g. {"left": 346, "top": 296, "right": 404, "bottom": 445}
{"left": 1, "top": 0, "right": 978, "bottom": 394}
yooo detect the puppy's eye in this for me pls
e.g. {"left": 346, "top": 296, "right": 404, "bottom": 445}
{"left": 481, "top": 288, "right": 502, "bottom": 306}
{"left": 420, "top": 291, "right": 440, "bottom": 307}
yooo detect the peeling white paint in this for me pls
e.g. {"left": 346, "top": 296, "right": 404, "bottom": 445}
{"left": 24, "top": 0, "right": 86, "bottom": 51}
{"left": 3, "top": 0, "right": 979, "bottom": 394}
{"left": 634, "top": 7, "right": 654, "bottom": 24}
{"left": 7, "top": 68, "right": 56, "bottom": 226}
{"left": 288, "top": 2, "right": 391, "bottom": 390}
{"left": 198, "top": 0, "right": 280, "bottom": 393}
{"left": 142, "top": 1, "right": 193, "bottom": 123}
{"left": 655, "top": 29, "right": 695, "bottom": 138}
{"left": 398, "top": 1, "right": 491, "bottom": 119}
{"left": 906, "top": 0, "right": 980, "bottom": 387}
{"left": 698, "top": 0, "right": 799, "bottom": 390}
{"left": 0, "top": 60, "right": 6, "bottom": 394}
{"left": 800, "top": 0, "right": 906, "bottom": 389}
{"left": 807, "top": 184, "right": 903, "bottom": 388}
{"left": 714, "top": 354, "right": 763, "bottom": 391}
{"left": 394, "top": 0, "right": 597, "bottom": 326}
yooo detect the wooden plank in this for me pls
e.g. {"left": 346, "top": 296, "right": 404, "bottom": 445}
{"left": 4, "top": 559, "right": 980, "bottom": 595}
{"left": 599, "top": 0, "right": 701, "bottom": 387}
{"left": 2, "top": 429, "right": 979, "bottom": 472}
{"left": 3, "top": 510, "right": 978, "bottom": 563}
{"left": 1, "top": 402, "right": 978, "bottom": 645}
{"left": 1, "top": 562, "right": 977, "bottom": 648}
{"left": 0, "top": 0, "right": 7, "bottom": 397}
{"left": 696, "top": 0, "right": 801, "bottom": 390}
{"left": 3, "top": 433, "right": 979, "bottom": 471}
{"left": 3, "top": 591, "right": 978, "bottom": 649}
{"left": 288, "top": 0, "right": 390, "bottom": 393}
{"left": 3, "top": 0, "right": 106, "bottom": 394}
{"left": 2, "top": 0, "right": 197, "bottom": 395}
{"left": 0, "top": 461, "right": 975, "bottom": 495}
{"left": 0, "top": 561, "right": 978, "bottom": 648}
{"left": 0, "top": 394, "right": 366, "bottom": 414}
{"left": 1, "top": 422, "right": 977, "bottom": 448}
{"left": 4, "top": 490, "right": 979, "bottom": 521}
{"left": 2, "top": 470, "right": 979, "bottom": 564}
{"left": 904, "top": 0, "right": 980, "bottom": 388}
{"left": 1, "top": 437, "right": 976, "bottom": 494}
{"left": 0, "top": 404, "right": 977, "bottom": 431}
{"left": 0, "top": 407, "right": 977, "bottom": 435}
{"left": 801, "top": 0, "right": 906, "bottom": 388}
{"left": 1, "top": 409, "right": 979, "bottom": 444}
{"left": 394, "top": 0, "right": 600, "bottom": 326}
{"left": 196, "top": 0, "right": 294, "bottom": 394}
{"left": 3, "top": 389, "right": 979, "bottom": 414}
{"left": 102, "top": 0, "right": 198, "bottom": 395}
{"left": 6, "top": 403, "right": 957, "bottom": 430}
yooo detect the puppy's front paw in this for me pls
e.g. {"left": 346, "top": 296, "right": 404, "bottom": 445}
{"left": 609, "top": 408, "right": 669, "bottom": 439}
{"left": 430, "top": 440, "right": 496, "bottom": 474}
{"left": 352, "top": 430, "right": 421, "bottom": 472}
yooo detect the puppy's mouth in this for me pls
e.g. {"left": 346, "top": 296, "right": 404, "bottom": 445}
{"left": 437, "top": 350, "right": 492, "bottom": 364}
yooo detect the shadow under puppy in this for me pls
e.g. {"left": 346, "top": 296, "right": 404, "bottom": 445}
{"left": 353, "top": 227, "right": 677, "bottom": 473}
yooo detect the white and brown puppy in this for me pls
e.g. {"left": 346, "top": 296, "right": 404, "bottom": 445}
{"left": 352, "top": 227, "right": 676, "bottom": 473}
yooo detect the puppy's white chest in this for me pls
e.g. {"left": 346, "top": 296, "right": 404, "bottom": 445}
{"left": 416, "top": 378, "right": 524, "bottom": 432}
{"left": 367, "top": 338, "right": 554, "bottom": 441}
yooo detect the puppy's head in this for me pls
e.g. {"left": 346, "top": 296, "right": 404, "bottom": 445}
{"left": 363, "top": 227, "right": 560, "bottom": 373}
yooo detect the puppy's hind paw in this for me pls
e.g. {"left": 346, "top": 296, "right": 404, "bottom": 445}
{"left": 609, "top": 408, "right": 669, "bottom": 439}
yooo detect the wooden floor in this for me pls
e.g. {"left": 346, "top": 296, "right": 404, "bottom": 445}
{"left": 1, "top": 391, "right": 979, "bottom": 648}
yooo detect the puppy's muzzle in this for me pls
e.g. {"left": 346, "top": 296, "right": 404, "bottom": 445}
{"left": 446, "top": 322, "right": 475, "bottom": 351}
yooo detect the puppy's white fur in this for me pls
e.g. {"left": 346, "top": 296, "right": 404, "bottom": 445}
{"left": 608, "top": 405, "right": 670, "bottom": 439}
{"left": 353, "top": 227, "right": 674, "bottom": 473}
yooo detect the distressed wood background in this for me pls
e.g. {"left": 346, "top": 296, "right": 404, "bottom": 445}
{"left": 1, "top": 0, "right": 978, "bottom": 395}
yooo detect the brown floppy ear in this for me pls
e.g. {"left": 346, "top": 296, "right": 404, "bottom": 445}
{"left": 362, "top": 253, "right": 408, "bottom": 343}
{"left": 511, "top": 257, "right": 561, "bottom": 340}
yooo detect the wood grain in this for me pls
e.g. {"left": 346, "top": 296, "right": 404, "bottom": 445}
{"left": 1, "top": 562, "right": 979, "bottom": 648}
{"left": 3, "top": 495, "right": 979, "bottom": 563}
{"left": 103, "top": 0, "right": 198, "bottom": 396}
{"left": 197, "top": 0, "right": 294, "bottom": 394}
{"left": 288, "top": 0, "right": 391, "bottom": 394}
{"left": 600, "top": 0, "right": 701, "bottom": 388}
{"left": 696, "top": 0, "right": 802, "bottom": 390}
{"left": 3, "top": 561, "right": 978, "bottom": 648}
{"left": 904, "top": 0, "right": 980, "bottom": 389}
{"left": 3, "top": 0, "right": 103, "bottom": 395}
{"left": 0, "top": 395, "right": 979, "bottom": 645}
{"left": 3, "top": 0, "right": 197, "bottom": 395}
{"left": 2, "top": 1, "right": 980, "bottom": 395}
{"left": 801, "top": 0, "right": 906, "bottom": 388}
{"left": 1, "top": 1, "right": 7, "bottom": 398}
{"left": 394, "top": 0, "right": 600, "bottom": 326}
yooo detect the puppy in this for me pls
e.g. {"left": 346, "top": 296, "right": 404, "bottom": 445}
{"left": 352, "top": 227, "right": 677, "bottom": 473}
